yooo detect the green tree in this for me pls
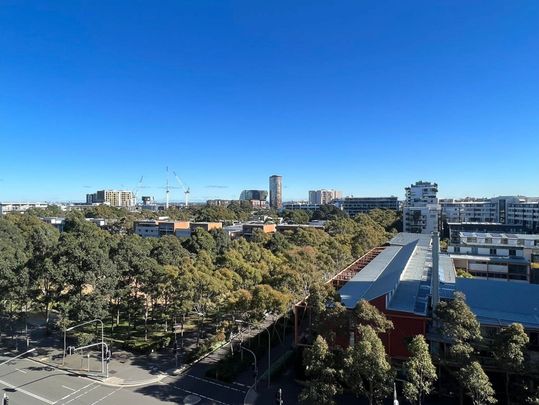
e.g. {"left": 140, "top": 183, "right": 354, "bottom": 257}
{"left": 312, "top": 205, "right": 348, "bottom": 221}
{"left": 345, "top": 324, "right": 394, "bottom": 405}
{"left": 435, "top": 292, "right": 481, "bottom": 361}
{"left": 110, "top": 234, "right": 153, "bottom": 331}
{"left": 352, "top": 299, "right": 393, "bottom": 333}
{"left": 458, "top": 361, "right": 497, "bottom": 405}
{"left": 283, "top": 209, "right": 311, "bottom": 224}
{"left": 300, "top": 335, "right": 342, "bottom": 405}
{"left": 367, "top": 208, "right": 401, "bottom": 233}
{"left": 403, "top": 335, "right": 437, "bottom": 405}
{"left": 493, "top": 323, "right": 529, "bottom": 405}
{"left": 150, "top": 235, "right": 189, "bottom": 267}
{"left": 54, "top": 218, "right": 118, "bottom": 323}
{"left": 185, "top": 227, "right": 217, "bottom": 255}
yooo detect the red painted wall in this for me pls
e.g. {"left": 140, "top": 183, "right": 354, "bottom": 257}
{"left": 331, "top": 293, "right": 427, "bottom": 359}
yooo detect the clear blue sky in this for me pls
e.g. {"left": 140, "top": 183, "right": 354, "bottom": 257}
{"left": 1, "top": 1, "right": 538, "bottom": 203}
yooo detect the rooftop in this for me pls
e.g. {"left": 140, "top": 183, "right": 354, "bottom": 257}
{"left": 456, "top": 278, "right": 539, "bottom": 330}
{"left": 459, "top": 231, "right": 539, "bottom": 241}
{"left": 449, "top": 254, "right": 529, "bottom": 264}
{"left": 339, "top": 233, "right": 455, "bottom": 315}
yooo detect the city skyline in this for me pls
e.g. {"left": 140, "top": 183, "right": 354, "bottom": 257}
{"left": 1, "top": 1, "right": 539, "bottom": 201}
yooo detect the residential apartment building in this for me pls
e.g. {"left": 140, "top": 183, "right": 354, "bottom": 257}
{"left": 447, "top": 231, "right": 539, "bottom": 282}
{"left": 269, "top": 175, "right": 282, "bottom": 209}
{"left": 447, "top": 222, "right": 529, "bottom": 244}
{"left": 86, "top": 190, "right": 135, "bottom": 208}
{"left": 341, "top": 196, "right": 399, "bottom": 217}
{"left": 403, "top": 181, "right": 440, "bottom": 234}
{"left": 240, "top": 190, "right": 268, "bottom": 201}
{"left": 440, "top": 199, "right": 498, "bottom": 223}
{"left": 308, "top": 189, "right": 342, "bottom": 205}
{"left": 441, "top": 196, "right": 539, "bottom": 232}
{"left": 507, "top": 200, "right": 539, "bottom": 231}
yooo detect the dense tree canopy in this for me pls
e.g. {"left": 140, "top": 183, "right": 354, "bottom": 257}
{"left": 0, "top": 205, "right": 397, "bottom": 346}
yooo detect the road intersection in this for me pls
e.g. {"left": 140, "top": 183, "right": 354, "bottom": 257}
{"left": 0, "top": 351, "right": 248, "bottom": 405}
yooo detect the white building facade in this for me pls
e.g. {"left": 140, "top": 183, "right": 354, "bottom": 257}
{"left": 403, "top": 181, "right": 440, "bottom": 234}
{"left": 308, "top": 189, "right": 342, "bottom": 205}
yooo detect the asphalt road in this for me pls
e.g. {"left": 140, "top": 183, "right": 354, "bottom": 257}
{"left": 0, "top": 354, "right": 248, "bottom": 405}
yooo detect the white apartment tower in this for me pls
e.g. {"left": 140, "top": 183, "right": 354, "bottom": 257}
{"left": 86, "top": 190, "right": 135, "bottom": 208}
{"left": 308, "top": 189, "right": 342, "bottom": 205}
{"left": 403, "top": 181, "right": 440, "bottom": 234}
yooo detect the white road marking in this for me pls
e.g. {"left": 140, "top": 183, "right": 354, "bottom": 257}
{"left": 56, "top": 381, "right": 97, "bottom": 403}
{"left": 186, "top": 374, "right": 247, "bottom": 393}
{"left": 16, "top": 368, "right": 27, "bottom": 374}
{"left": 89, "top": 387, "right": 123, "bottom": 405}
{"left": 59, "top": 384, "right": 101, "bottom": 404}
{"left": 0, "top": 378, "right": 55, "bottom": 404}
{"left": 173, "top": 385, "right": 232, "bottom": 405}
{"left": 61, "top": 385, "right": 76, "bottom": 391}
{"left": 232, "top": 381, "right": 249, "bottom": 388}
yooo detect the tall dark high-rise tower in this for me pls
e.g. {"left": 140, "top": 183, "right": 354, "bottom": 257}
{"left": 269, "top": 175, "right": 282, "bottom": 209}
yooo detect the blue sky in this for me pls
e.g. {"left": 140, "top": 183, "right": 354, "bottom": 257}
{"left": 1, "top": 1, "right": 538, "bottom": 202}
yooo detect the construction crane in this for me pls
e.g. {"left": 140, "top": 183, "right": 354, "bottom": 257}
{"left": 132, "top": 176, "right": 144, "bottom": 199}
{"left": 172, "top": 170, "right": 191, "bottom": 207}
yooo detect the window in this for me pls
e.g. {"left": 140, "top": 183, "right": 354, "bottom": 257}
{"left": 454, "top": 246, "right": 460, "bottom": 253}
{"left": 485, "top": 238, "right": 492, "bottom": 244}
{"left": 509, "top": 249, "right": 517, "bottom": 257}
{"left": 501, "top": 238, "right": 508, "bottom": 245}
{"left": 490, "top": 248, "right": 497, "bottom": 255}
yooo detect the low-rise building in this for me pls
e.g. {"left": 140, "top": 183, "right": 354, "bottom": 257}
{"left": 223, "top": 224, "right": 244, "bottom": 239}
{"left": 41, "top": 217, "right": 65, "bottom": 232}
{"left": 282, "top": 202, "right": 321, "bottom": 211}
{"left": 295, "top": 231, "right": 539, "bottom": 360}
{"left": 190, "top": 222, "right": 223, "bottom": 233}
{"left": 341, "top": 196, "right": 399, "bottom": 217}
{"left": 242, "top": 223, "right": 276, "bottom": 239}
{"left": 86, "top": 218, "right": 107, "bottom": 227}
{"left": 206, "top": 199, "right": 234, "bottom": 207}
{"left": 134, "top": 220, "right": 160, "bottom": 237}
{"left": 134, "top": 220, "right": 191, "bottom": 238}
{"left": 276, "top": 222, "right": 326, "bottom": 232}
{"left": 1, "top": 202, "right": 50, "bottom": 215}
{"left": 446, "top": 222, "right": 529, "bottom": 243}
{"left": 447, "top": 231, "right": 539, "bottom": 282}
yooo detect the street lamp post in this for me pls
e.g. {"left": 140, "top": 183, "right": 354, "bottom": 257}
{"left": 239, "top": 345, "right": 257, "bottom": 389}
{"left": 63, "top": 319, "right": 105, "bottom": 375}
{"left": 235, "top": 319, "right": 272, "bottom": 388}
{"left": 0, "top": 348, "right": 36, "bottom": 367}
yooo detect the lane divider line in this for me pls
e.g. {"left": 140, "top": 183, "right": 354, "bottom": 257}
{"left": 0, "top": 378, "right": 55, "bottom": 404}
